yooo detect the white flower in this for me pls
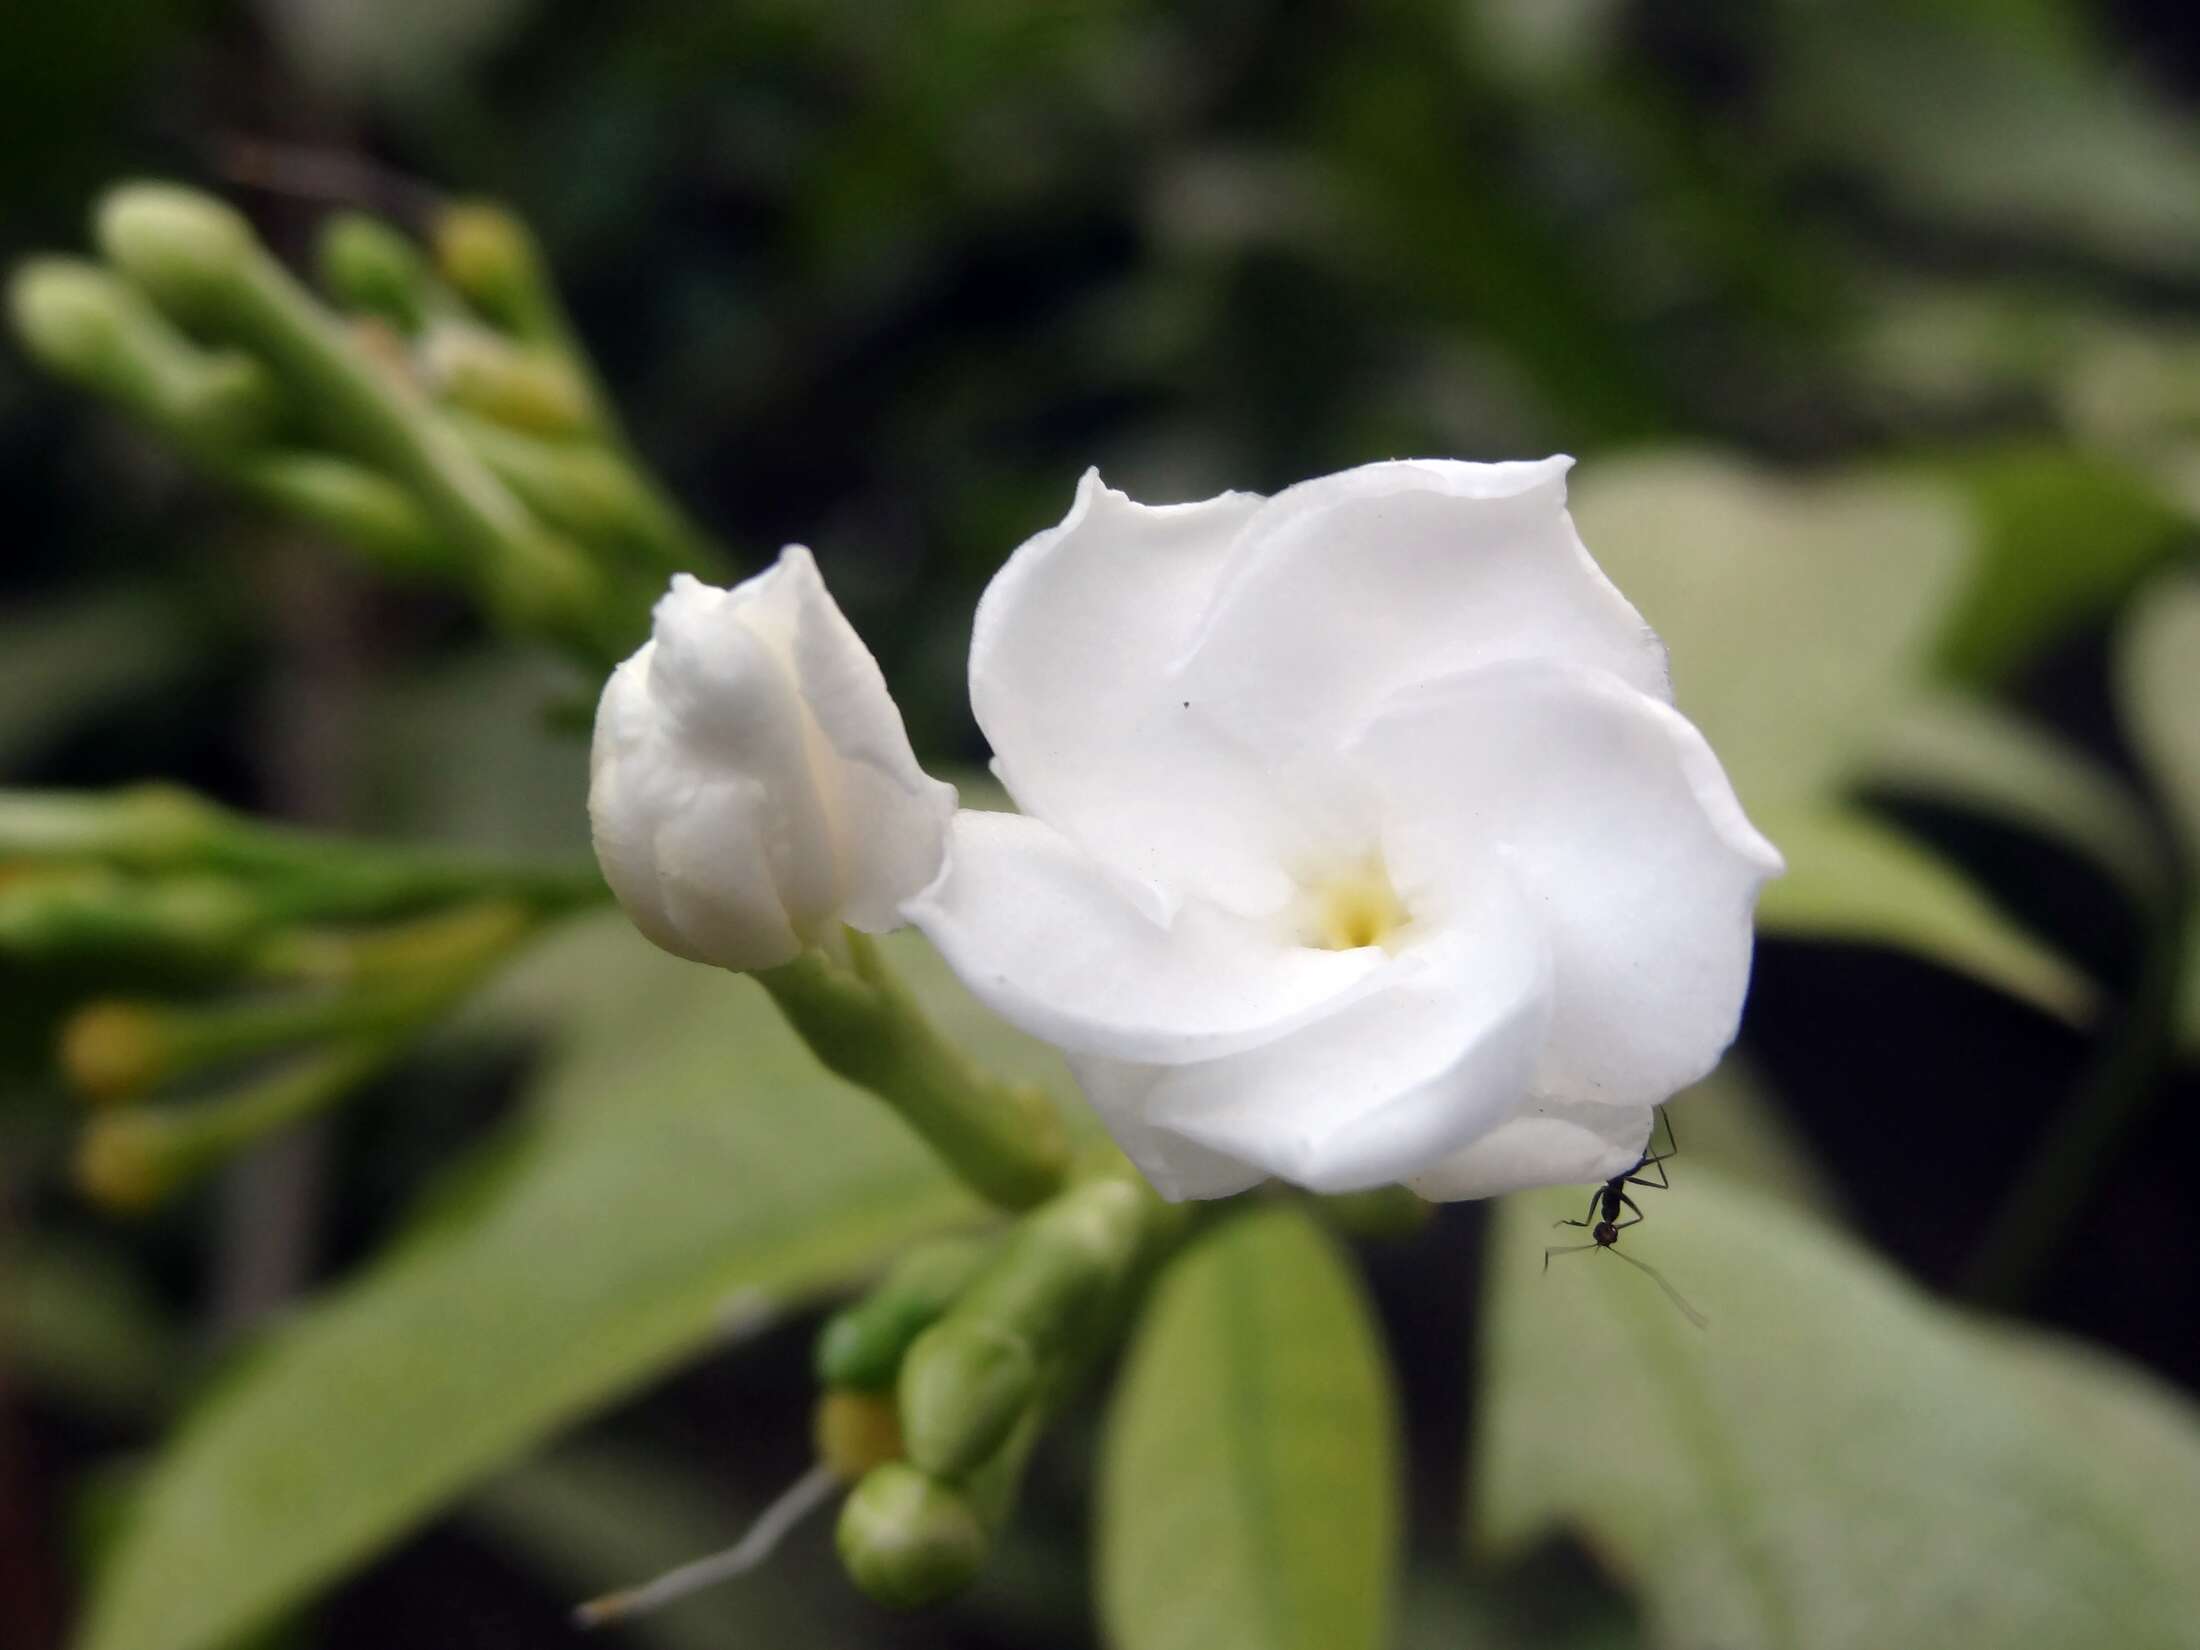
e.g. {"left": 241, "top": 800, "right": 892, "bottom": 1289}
{"left": 905, "top": 459, "right": 1782, "bottom": 1201}
{"left": 590, "top": 549, "right": 957, "bottom": 972}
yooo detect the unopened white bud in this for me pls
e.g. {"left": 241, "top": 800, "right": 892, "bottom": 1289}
{"left": 589, "top": 549, "right": 955, "bottom": 972}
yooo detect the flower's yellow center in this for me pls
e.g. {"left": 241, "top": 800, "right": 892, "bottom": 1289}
{"left": 1300, "top": 856, "right": 1412, "bottom": 952}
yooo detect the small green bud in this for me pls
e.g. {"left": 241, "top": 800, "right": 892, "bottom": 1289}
{"left": 421, "top": 322, "right": 592, "bottom": 435}
{"left": 95, "top": 184, "right": 258, "bottom": 320}
{"left": 898, "top": 1319, "right": 1038, "bottom": 1478}
{"left": 317, "top": 213, "right": 433, "bottom": 332}
{"left": 9, "top": 258, "right": 130, "bottom": 380}
{"left": 432, "top": 202, "right": 542, "bottom": 327}
{"left": 815, "top": 1234, "right": 992, "bottom": 1391}
{"left": 836, "top": 1464, "right": 988, "bottom": 1610}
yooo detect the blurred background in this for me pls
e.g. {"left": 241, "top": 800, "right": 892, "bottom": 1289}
{"left": 6, "top": 2, "right": 2200, "bottom": 1647}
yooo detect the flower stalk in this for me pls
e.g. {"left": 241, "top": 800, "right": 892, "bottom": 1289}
{"left": 757, "top": 929, "right": 1070, "bottom": 1212}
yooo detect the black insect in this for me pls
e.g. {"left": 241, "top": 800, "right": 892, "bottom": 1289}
{"left": 1543, "top": 1108, "right": 1707, "bottom": 1329}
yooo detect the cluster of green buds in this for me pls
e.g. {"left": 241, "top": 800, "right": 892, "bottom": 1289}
{"left": 8, "top": 182, "right": 726, "bottom": 671}
{"left": 582, "top": 1164, "right": 1192, "bottom": 1625}
{"left": 0, "top": 784, "right": 601, "bottom": 1209}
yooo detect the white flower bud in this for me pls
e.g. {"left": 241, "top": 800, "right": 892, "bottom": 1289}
{"left": 590, "top": 549, "right": 956, "bottom": 971}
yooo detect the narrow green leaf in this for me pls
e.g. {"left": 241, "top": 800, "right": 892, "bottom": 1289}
{"left": 1755, "top": 804, "right": 2096, "bottom": 1022}
{"left": 2117, "top": 575, "right": 2200, "bottom": 1053}
{"left": 1863, "top": 687, "right": 2165, "bottom": 902}
{"left": 75, "top": 917, "right": 1056, "bottom": 1650}
{"left": 1929, "top": 448, "right": 2185, "bottom": 688}
{"left": 1476, "top": 1170, "right": 2200, "bottom": 1650}
{"left": 1099, "top": 1205, "right": 1399, "bottom": 1650}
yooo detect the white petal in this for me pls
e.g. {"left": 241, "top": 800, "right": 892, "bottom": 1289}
{"left": 903, "top": 810, "right": 1384, "bottom": 1064}
{"left": 644, "top": 572, "right": 844, "bottom": 932}
{"left": 1175, "top": 457, "right": 1671, "bottom": 760}
{"left": 1408, "top": 1100, "right": 1654, "bottom": 1201}
{"left": 767, "top": 547, "right": 958, "bottom": 933}
{"left": 969, "top": 471, "right": 1304, "bottom": 914}
{"left": 1136, "top": 905, "right": 1553, "bottom": 1194}
{"left": 1063, "top": 1053, "right": 1271, "bottom": 1201}
{"left": 589, "top": 651, "right": 804, "bottom": 968}
{"left": 1348, "top": 660, "right": 1781, "bottom": 1110}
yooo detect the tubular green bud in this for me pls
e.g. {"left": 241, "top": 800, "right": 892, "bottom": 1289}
{"left": 433, "top": 202, "right": 551, "bottom": 337}
{"left": 9, "top": 259, "right": 277, "bottom": 456}
{"left": 898, "top": 1320, "right": 1037, "bottom": 1479}
{"left": 9, "top": 258, "right": 130, "bottom": 379}
{"left": 421, "top": 323, "right": 592, "bottom": 434}
{"left": 815, "top": 1234, "right": 992, "bottom": 1391}
{"left": 94, "top": 183, "right": 258, "bottom": 321}
{"left": 237, "top": 452, "right": 444, "bottom": 574}
{"left": 317, "top": 213, "right": 435, "bottom": 332}
{"left": 835, "top": 1464, "right": 988, "bottom": 1610}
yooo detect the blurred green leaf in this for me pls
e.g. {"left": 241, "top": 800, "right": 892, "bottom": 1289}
{"left": 1660, "top": 1055, "right": 1843, "bottom": 1225}
{"left": 1476, "top": 1169, "right": 2200, "bottom": 1650}
{"left": 1865, "top": 688, "right": 2165, "bottom": 902}
{"left": 1930, "top": 448, "right": 2186, "bottom": 688}
{"left": 1776, "top": 7, "right": 2200, "bottom": 279}
{"left": 2117, "top": 575, "right": 2200, "bottom": 1054}
{"left": 1754, "top": 805, "right": 2095, "bottom": 1023}
{"left": 75, "top": 915, "right": 1080, "bottom": 1650}
{"left": 1099, "top": 1204, "right": 1398, "bottom": 1650}
{"left": 1570, "top": 452, "right": 1973, "bottom": 812}
{"left": 0, "top": 584, "right": 202, "bottom": 771}
{"left": 0, "top": 1239, "right": 178, "bottom": 1422}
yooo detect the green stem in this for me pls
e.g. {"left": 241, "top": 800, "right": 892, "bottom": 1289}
{"left": 1962, "top": 882, "right": 2190, "bottom": 1304}
{"left": 757, "top": 930, "right": 1070, "bottom": 1212}
{"left": 0, "top": 786, "right": 606, "bottom": 917}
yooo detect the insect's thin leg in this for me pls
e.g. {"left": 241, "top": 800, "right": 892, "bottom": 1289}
{"left": 1657, "top": 1106, "right": 1677, "bottom": 1160}
{"left": 1616, "top": 1190, "right": 1646, "bottom": 1223}
{"left": 1544, "top": 1241, "right": 1599, "bottom": 1272}
{"left": 1611, "top": 1213, "right": 1643, "bottom": 1232}
{"left": 1609, "top": 1245, "right": 1708, "bottom": 1330}
{"left": 1553, "top": 1218, "right": 1590, "bottom": 1230}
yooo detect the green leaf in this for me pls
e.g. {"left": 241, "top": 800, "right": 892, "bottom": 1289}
{"left": 1569, "top": 452, "right": 1973, "bottom": 811}
{"left": 1755, "top": 804, "right": 2095, "bottom": 1022}
{"left": 1098, "top": 1205, "right": 1399, "bottom": 1650}
{"left": 76, "top": 916, "right": 1072, "bottom": 1650}
{"left": 2117, "top": 575, "right": 2200, "bottom": 1053}
{"left": 1476, "top": 1170, "right": 2200, "bottom": 1650}
{"left": 1863, "top": 688, "right": 2165, "bottom": 902}
{"left": 1929, "top": 447, "right": 2186, "bottom": 688}
{"left": 0, "top": 584, "right": 204, "bottom": 770}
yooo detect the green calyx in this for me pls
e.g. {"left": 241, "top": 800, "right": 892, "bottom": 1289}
{"left": 835, "top": 1463, "right": 989, "bottom": 1610}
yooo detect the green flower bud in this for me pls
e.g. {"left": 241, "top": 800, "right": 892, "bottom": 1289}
{"left": 432, "top": 202, "right": 546, "bottom": 333}
{"left": 835, "top": 1464, "right": 988, "bottom": 1610}
{"left": 317, "top": 212, "right": 434, "bottom": 332}
{"left": 898, "top": 1319, "right": 1037, "bottom": 1479}
{"left": 815, "top": 1233, "right": 991, "bottom": 1391}
{"left": 94, "top": 183, "right": 258, "bottom": 321}
{"left": 9, "top": 258, "right": 129, "bottom": 380}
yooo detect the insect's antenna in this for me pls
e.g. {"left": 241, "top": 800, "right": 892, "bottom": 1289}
{"left": 1609, "top": 1245, "right": 1709, "bottom": 1331}
{"left": 572, "top": 1461, "right": 839, "bottom": 1629}
{"left": 1544, "top": 1240, "right": 1600, "bottom": 1272}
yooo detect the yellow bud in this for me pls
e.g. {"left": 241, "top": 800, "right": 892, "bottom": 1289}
{"left": 74, "top": 1112, "right": 178, "bottom": 1214}
{"left": 59, "top": 1001, "right": 169, "bottom": 1104}
{"left": 815, "top": 1389, "right": 905, "bottom": 1481}
{"left": 433, "top": 203, "right": 535, "bottom": 314}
